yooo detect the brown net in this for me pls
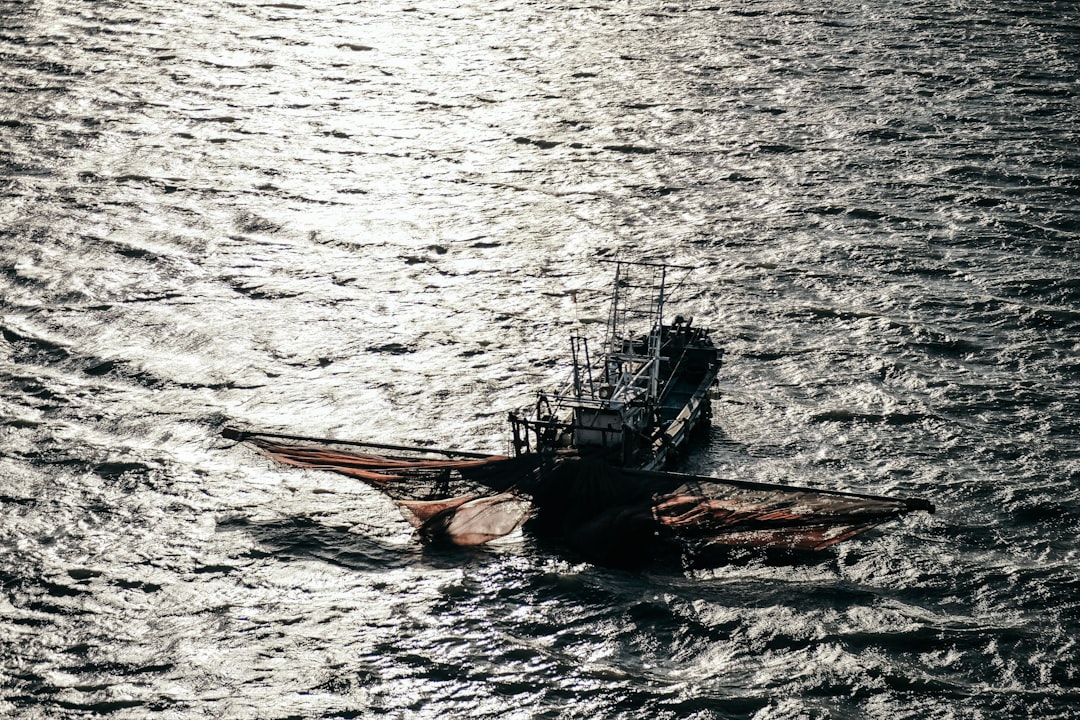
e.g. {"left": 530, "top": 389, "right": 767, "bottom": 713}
{"left": 245, "top": 436, "right": 544, "bottom": 502}
{"left": 229, "top": 430, "right": 931, "bottom": 555}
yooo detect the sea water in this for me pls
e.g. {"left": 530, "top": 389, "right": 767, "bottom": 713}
{"left": 1, "top": 1, "right": 1078, "bottom": 717}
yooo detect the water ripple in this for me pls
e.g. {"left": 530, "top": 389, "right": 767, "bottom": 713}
{"left": 2, "top": 0, "right": 1079, "bottom": 717}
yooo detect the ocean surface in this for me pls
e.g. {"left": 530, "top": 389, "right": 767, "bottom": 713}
{"left": 2, "top": 0, "right": 1078, "bottom": 717}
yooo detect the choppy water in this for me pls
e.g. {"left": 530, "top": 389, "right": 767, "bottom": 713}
{"left": 2, "top": 0, "right": 1079, "bottom": 717}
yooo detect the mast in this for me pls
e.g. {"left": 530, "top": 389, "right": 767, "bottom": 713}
{"left": 649, "top": 264, "right": 666, "bottom": 399}
{"left": 604, "top": 261, "right": 623, "bottom": 385}
{"left": 599, "top": 259, "right": 686, "bottom": 404}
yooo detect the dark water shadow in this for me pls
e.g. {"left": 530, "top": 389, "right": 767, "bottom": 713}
{"left": 524, "top": 526, "right": 840, "bottom": 577}
{"left": 216, "top": 500, "right": 849, "bottom": 579}
{"left": 681, "top": 542, "right": 839, "bottom": 571}
{"left": 218, "top": 514, "right": 523, "bottom": 573}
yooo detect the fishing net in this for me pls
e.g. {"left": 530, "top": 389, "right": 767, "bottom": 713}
{"left": 228, "top": 430, "right": 931, "bottom": 556}
{"left": 243, "top": 436, "right": 543, "bottom": 501}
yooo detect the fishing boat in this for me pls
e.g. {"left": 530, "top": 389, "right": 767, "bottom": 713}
{"left": 508, "top": 260, "right": 722, "bottom": 470}
{"left": 223, "top": 261, "right": 933, "bottom": 566}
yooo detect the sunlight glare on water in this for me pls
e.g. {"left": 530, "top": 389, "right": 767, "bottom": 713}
{"left": 1, "top": 0, "right": 1078, "bottom": 718}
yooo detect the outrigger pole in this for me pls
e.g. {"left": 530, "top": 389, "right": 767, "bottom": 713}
{"left": 220, "top": 426, "right": 499, "bottom": 460}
